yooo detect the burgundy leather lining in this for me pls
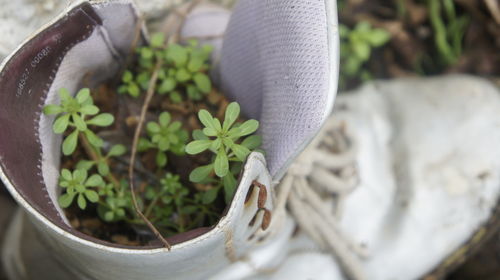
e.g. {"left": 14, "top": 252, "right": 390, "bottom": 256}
{"left": 0, "top": 2, "right": 101, "bottom": 226}
{"left": 0, "top": 2, "right": 220, "bottom": 249}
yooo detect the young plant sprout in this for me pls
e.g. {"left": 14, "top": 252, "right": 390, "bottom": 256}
{"left": 43, "top": 88, "right": 114, "bottom": 155}
{"left": 186, "top": 102, "right": 262, "bottom": 203}
{"left": 138, "top": 111, "right": 188, "bottom": 167}
{"left": 58, "top": 168, "right": 103, "bottom": 210}
{"left": 42, "top": 37, "right": 263, "bottom": 245}
{"left": 339, "top": 22, "right": 390, "bottom": 83}
{"left": 119, "top": 33, "right": 213, "bottom": 103}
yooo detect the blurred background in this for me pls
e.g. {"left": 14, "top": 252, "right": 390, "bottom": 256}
{"left": 1, "top": 0, "right": 500, "bottom": 279}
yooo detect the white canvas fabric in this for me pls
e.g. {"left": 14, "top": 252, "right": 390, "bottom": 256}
{"left": 220, "top": 0, "right": 338, "bottom": 179}
{"left": 276, "top": 75, "right": 500, "bottom": 280}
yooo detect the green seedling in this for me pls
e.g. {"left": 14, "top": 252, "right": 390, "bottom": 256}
{"left": 119, "top": 33, "right": 213, "bottom": 103}
{"left": 138, "top": 112, "right": 188, "bottom": 167}
{"left": 43, "top": 88, "right": 114, "bottom": 155}
{"left": 339, "top": 22, "right": 390, "bottom": 83}
{"left": 58, "top": 168, "right": 103, "bottom": 210}
{"left": 186, "top": 102, "right": 262, "bottom": 202}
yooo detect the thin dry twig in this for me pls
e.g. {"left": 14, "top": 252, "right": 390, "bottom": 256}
{"left": 126, "top": 0, "right": 206, "bottom": 250}
{"left": 128, "top": 61, "right": 171, "bottom": 249}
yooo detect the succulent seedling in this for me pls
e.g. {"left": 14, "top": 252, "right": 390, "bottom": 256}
{"left": 186, "top": 102, "right": 262, "bottom": 202}
{"left": 138, "top": 111, "right": 188, "bottom": 167}
{"left": 43, "top": 88, "right": 114, "bottom": 155}
{"left": 58, "top": 168, "right": 103, "bottom": 210}
{"left": 339, "top": 22, "right": 390, "bottom": 81}
{"left": 118, "top": 33, "right": 213, "bottom": 102}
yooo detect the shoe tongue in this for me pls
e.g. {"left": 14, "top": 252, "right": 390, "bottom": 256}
{"left": 220, "top": 0, "right": 338, "bottom": 180}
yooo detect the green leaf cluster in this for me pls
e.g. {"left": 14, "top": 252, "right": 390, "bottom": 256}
{"left": 339, "top": 22, "right": 390, "bottom": 81}
{"left": 186, "top": 102, "right": 261, "bottom": 203}
{"left": 118, "top": 33, "right": 213, "bottom": 103}
{"left": 43, "top": 88, "right": 114, "bottom": 155}
{"left": 58, "top": 169, "right": 103, "bottom": 210}
{"left": 143, "top": 173, "right": 218, "bottom": 233}
{"left": 44, "top": 88, "right": 134, "bottom": 220}
{"left": 138, "top": 112, "right": 188, "bottom": 167}
{"left": 97, "top": 180, "right": 133, "bottom": 222}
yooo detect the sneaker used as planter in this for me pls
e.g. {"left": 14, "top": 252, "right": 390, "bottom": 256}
{"left": 272, "top": 75, "right": 500, "bottom": 280}
{"left": 0, "top": 0, "right": 338, "bottom": 279}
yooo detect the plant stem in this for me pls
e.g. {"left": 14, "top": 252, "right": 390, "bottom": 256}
{"left": 78, "top": 133, "right": 120, "bottom": 188}
{"left": 128, "top": 61, "right": 172, "bottom": 249}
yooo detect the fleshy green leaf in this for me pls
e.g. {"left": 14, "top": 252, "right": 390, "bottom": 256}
{"left": 84, "top": 129, "right": 103, "bottom": 148}
{"left": 76, "top": 160, "right": 94, "bottom": 171}
{"left": 85, "top": 190, "right": 99, "bottom": 203}
{"left": 156, "top": 152, "right": 167, "bottom": 167}
{"left": 62, "top": 130, "right": 78, "bottom": 155}
{"left": 73, "top": 169, "right": 88, "bottom": 183}
{"left": 352, "top": 41, "right": 371, "bottom": 61}
{"left": 97, "top": 161, "right": 110, "bottom": 176}
{"left": 147, "top": 122, "right": 161, "bottom": 134}
{"left": 138, "top": 138, "right": 153, "bottom": 152}
{"left": 241, "top": 135, "right": 262, "bottom": 150}
{"left": 158, "top": 137, "right": 170, "bottom": 151}
{"left": 198, "top": 110, "right": 216, "bottom": 130}
{"left": 80, "top": 105, "right": 99, "bottom": 115}
{"left": 187, "top": 56, "right": 204, "bottom": 72}
{"left": 151, "top": 33, "right": 165, "bottom": 48}
{"left": 202, "top": 127, "right": 217, "bottom": 137}
{"left": 158, "top": 77, "right": 176, "bottom": 94}
{"left": 166, "top": 44, "right": 188, "bottom": 66}
{"left": 175, "top": 68, "right": 191, "bottom": 82}
{"left": 141, "top": 47, "right": 154, "bottom": 60}
{"left": 170, "top": 91, "right": 182, "bottom": 103}
{"left": 189, "top": 164, "right": 213, "bottom": 183}
{"left": 210, "top": 138, "right": 222, "bottom": 151}
{"left": 367, "top": 29, "right": 391, "bottom": 47}
{"left": 58, "top": 193, "right": 75, "bottom": 208}
{"left": 72, "top": 113, "right": 87, "bottom": 131}
{"left": 77, "top": 193, "right": 87, "bottom": 209}
{"left": 122, "top": 71, "right": 133, "bottom": 83}
{"left": 223, "top": 102, "right": 240, "bottom": 131}
{"left": 61, "top": 169, "right": 72, "bottom": 181}
{"left": 159, "top": 112, "right": 171, "bottom": 127}
{"left": 223, "top": 173, "right": 237, "bottom": 204}
{"left": 193, "top": 73, "right": 211, "bottom": 93}
{"left": 43, "top": 105, "right": 63, "bottom": 115}
{"left": 214, "top": 149, "right": 229, "bottom": 177}
{"left": 58, "top": 88, "right": 71, "bottom": 101}
{"left": 76, "top": 88, "right": 90, "bottom": 104}
{"left": 87, "top": 113, "right": 114, "bottom": 127}
{"left": 231, "top": 144, "right": 250, "bottom": 161}
{"left": 108, "top": 144, "right": 126, "bottom": 157}
{"left": 104, "top": 211, "right": 114, "bottom": 222}
{"left": 185, "top": 140, "right": 212, "bottom": 154}
{"left": 202, "top": 187, "right": 219, "bottom": 204}
{"left": 192, "top": 129, "right": 208, "bottom": 140}
{"left": 53, "top": 114, "right": 70, "bottom": 134}
{"left": 236, "top": 120, "right": 259, "bottom": 136}
{"left": 128, "top": 83, "right": 140, "bottom": 98}
{"left": 187, "top": 85, "right": 202, "bottom": 100}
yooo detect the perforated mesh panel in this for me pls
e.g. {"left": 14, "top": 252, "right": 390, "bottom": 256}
{"left": 220, "top": 0, "right": 335, "bottom": 178}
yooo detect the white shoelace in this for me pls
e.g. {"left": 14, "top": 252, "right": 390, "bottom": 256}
{"left": 276, "top": 116, "right": 367, "bottom": 280}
